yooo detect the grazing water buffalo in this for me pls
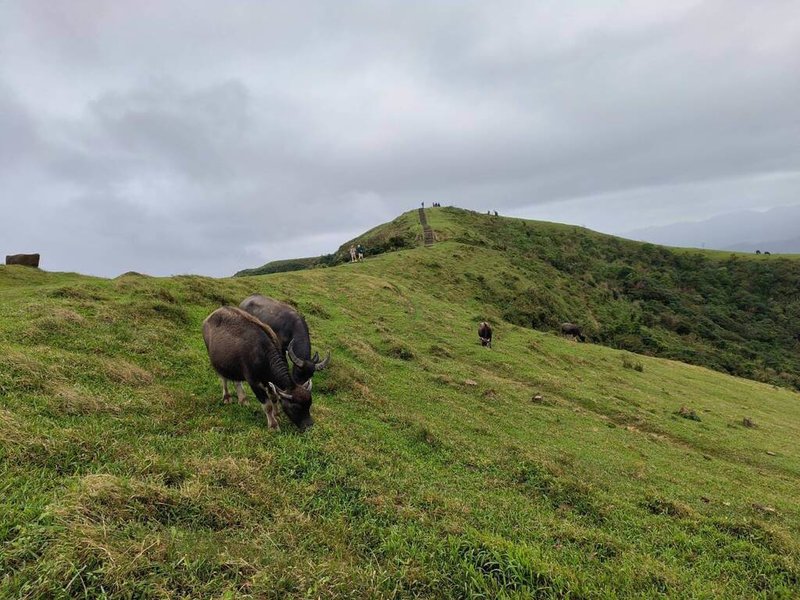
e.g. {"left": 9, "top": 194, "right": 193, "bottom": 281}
{"left": 5, "top": 253, "right": 40, "bottom": 267}
{"left": 561, "top": 322, "right": 586, "bottom": 342}
{"left": 240, "top": 294, "right": 330, "bottom": 384}
{"left": 203, "top": 306, "right": 313, "bottom": 431}
{"left": 478, "top": 321, "right": 493, "bottom": 348}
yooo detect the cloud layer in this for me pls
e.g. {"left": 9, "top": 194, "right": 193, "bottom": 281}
{"left": 1, "top": 1, "right": 799, "bottom": 275}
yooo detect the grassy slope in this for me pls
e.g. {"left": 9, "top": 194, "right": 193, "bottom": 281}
{"left": 238, "top": 207, "right": 800, "bottom": 390}
{"left": 1, "top": 240, "right": 799, "bottom": 597}
{"left": 235, "top": 212, "right": 423, "bottom": 276}
{"left": 426, "top": 207, "right": 800, "bottom": 390}
{"left": 235, "top": 257, "right": 321, "bottom": 277}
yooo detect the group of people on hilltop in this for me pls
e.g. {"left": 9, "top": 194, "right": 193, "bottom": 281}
{"left": 349, "top": 244, "right": 365, "bottom": 262}
{"left": 421, "top": 202, "right": 442, "bottom": 207}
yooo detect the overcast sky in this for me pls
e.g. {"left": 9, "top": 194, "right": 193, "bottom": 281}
{"left": 1, "top": 1, "right": 799, "bottom": 276}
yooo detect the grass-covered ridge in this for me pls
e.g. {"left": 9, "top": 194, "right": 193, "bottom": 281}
{"left": 234, "top": 256, "right": 323, "bottom": 277}
{"left": 234, "top": 211, "right": 423, "bottom": 276}
{"left": 1, "top": 246, "right": 800, "bottom": 597}
{"left": 239, "top": 207, "right": 800, "bottom": 391}
{"left": 427, "top": 207, "right": 800, "bottom": 390}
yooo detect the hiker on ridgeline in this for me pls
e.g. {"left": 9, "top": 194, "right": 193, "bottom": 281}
{"left": 349, "top": 245, "right": 357, "bottom": 262}
{"left": 356, "top": 244, "right": 365, "bottom": 262}
{"left": 494, "top": 210, "right": 498, "bottom": 216}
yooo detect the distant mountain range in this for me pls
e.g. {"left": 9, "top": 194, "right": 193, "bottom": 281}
{"left": 622, "top": 204, "right": 800, "bottom": 253}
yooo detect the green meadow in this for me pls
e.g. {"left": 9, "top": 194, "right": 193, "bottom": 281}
{"left": 1, "top": 209, "right": 799, "bottom": 598}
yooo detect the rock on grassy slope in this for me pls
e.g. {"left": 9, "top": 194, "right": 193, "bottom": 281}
{"left": 1, "top": 230, "right": 799, "bottom": 597}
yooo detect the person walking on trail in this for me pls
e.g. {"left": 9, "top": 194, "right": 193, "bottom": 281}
{"left": 356, "top": 244, "right": 365, "bottom": 262}
{"left": 349, "top": 245, "right": 357, "bottom": 262}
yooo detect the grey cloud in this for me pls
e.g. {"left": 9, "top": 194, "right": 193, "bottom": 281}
{"left": 1, "top": 1, "right": 799, "bottom": 276}
{"left": 0, "top": 86, "right": 41, "bottom": 171}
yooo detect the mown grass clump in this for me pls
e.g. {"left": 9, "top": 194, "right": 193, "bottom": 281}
{"left": 675, "top": 406, "right": 702, "bottom": 422}
{"left": 450, "top": 533, "right": 581, "bottom": 598}
{"left": 386, "top": 344, "right": 415, "bottom": 361}
{"left": 642, "top": 495, "right": 696, "bottom": 519}
{"left": 622, "top": 356, "right": 644, "bottom": 372}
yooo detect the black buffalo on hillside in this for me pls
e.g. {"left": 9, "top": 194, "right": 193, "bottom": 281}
{"left": 478, "top": 322, "right": 493, "bottom": 348}
{"left": 240, "top": 294, "right": 330, "bottom": 384}
{"left": 561, "top": 322, "right": 586, "bottom": 342}
{"left": 203, "top": 306, "right": 314, "bottom": 431}
{"left": 5, "top": 253, "right": 40, "bottom": 267}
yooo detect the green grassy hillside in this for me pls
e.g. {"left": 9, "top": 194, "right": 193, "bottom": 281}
{"left": 238, "top": 207, "right": 800, "bottom": 391}
{"left": 234, "top": 211, "right": 423, "bottom": 276}
{"left": 1, "top": 235, "right": 799, "bottom": 597}
{"left": 235, "top": 256, "right": 325, "bottom": 277}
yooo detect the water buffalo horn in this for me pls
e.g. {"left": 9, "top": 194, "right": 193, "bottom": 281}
{"left": 314, "top": 351, "right": 331, "bottom": 371}
{"left": 268, "top": 382, "right": 293, "bottom": 400}
{"left": 287, "top": 340, "right": 304, "bottom": 368}
{"left": 312, "top": 351, "right": 320, "bottom": 363}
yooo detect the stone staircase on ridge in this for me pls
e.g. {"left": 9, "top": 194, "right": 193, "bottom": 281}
{"left": 418, "top": 208, "right": 435, "bottom": 246}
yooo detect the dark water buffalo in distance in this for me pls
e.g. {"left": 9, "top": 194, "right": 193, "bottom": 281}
{"left": 240, "top": 294, "right": 330, "bottom": 384}
{"left": 203, "top": 306, "right": 314, "bottom": 431}
{"left": 478, "top": 321, "right": 493, "bottom": 348}
{"left": 561, "top": 322, "right": 586, "bottom": 342}
{"left": 5, "top": 253, "right": 40, "bottom": 267}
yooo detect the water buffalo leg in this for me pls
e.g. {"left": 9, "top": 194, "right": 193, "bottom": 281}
{"left": 235, "top": 381, "right": 247, "bottom": 405}
{"left": 221, "top": 378, "right": 232, "bottom": 404}
{"left": 263, "top": 399, "right": 279, "bottom": 430}
{"left": 263, "top": 386, "right": 280, "bottom": 430}
{"left": 248, "top": 380, "right": 279, "bottom": 430}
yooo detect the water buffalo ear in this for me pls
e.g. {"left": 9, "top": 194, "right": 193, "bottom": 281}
{"left": 303, "top": 379, "right": 313, "bottom": 392}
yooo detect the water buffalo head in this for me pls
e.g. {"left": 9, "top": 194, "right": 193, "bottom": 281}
{"left": 287, "top": 339, "right": 331, "bottom": 383}
{"left": 268, "top": 380, "right": 314, "bottom": 431}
